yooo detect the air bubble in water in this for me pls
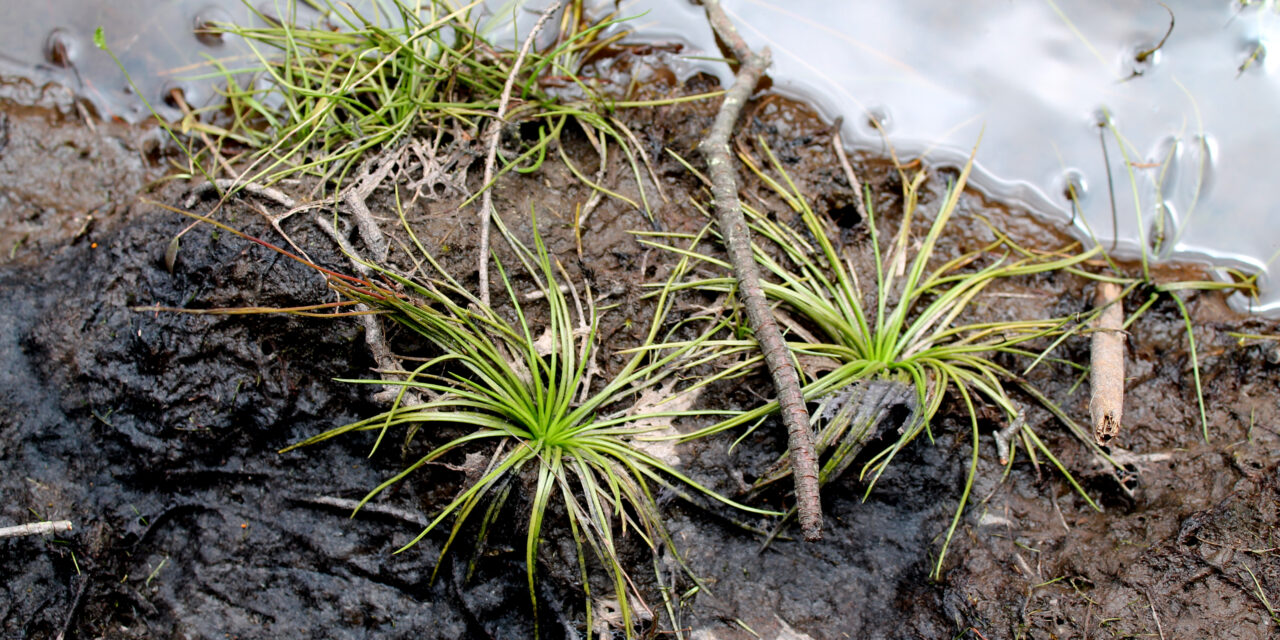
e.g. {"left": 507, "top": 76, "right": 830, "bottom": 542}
{"left": 1058, "top": 168, "right": 1089, "bottom": 204}
{"left": 193, "top": 7, "right": 232, "bottom": 46}
{"left": 43, "top": 29, "right": 77, "bottom": 68}
{"left": 863, "top": 105, "right": 893, "bottom": 134}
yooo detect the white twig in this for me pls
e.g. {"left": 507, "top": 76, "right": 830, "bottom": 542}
{"left": 477, "top": 0, "right": 564, "bottom": 305}
{"left": 186, "top": 178, "right": 299, "bottom": 210}
{"left": 0, "top": 520, "right": 73, "bottom": 539}
{"left": 1090, "top": 282, "right": 1126, "bottom": 445}
{"left": 300, "top": 496, "right": 430, "bottom": 528}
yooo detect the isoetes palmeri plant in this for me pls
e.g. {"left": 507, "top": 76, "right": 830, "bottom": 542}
{"left": 279, "top": 212, "right": 774, "bottom": 638}
{"left": 644, "top": 138, "right": 1119, "bottom": 576}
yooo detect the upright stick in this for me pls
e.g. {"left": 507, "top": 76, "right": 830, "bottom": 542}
{"left": 1090, "top": 282, "right": 1125, "bottom": 445}
{"left": 700, "top": 0, "right": 822, "bottom": 540}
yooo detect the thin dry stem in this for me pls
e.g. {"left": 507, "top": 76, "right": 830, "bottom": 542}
{"left": 1090, "top": 282, "right": 1125, "bottom": 445}
{"left": 477, "top": 1, "right": 564, "bottom": 306}
{"left": 299, "top": 495, "right": 431, "bottom": 528}
{"left": 576, "top": 125, "right": 609, "bottom": 228}
{"left": 341, "top": 149, "right": 401, "bottom": 261}
{"left": 832, "top": 129, "right": 868, "bottom": 224}
{"left": 701, "top": 0, "right": 822, "bottom": 540}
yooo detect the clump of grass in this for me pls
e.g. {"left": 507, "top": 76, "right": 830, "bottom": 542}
{"left": 279, "top": 212, "right": 771, "bottom": 637}
{"left": 179, "top": 0, "right": 706, "bottom": 216}
{"left": 644, "top": 139, "right": 1116, "bottom": 576}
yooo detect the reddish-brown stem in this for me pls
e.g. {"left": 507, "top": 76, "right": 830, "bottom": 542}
{"left": 700, "top": 0, "right": 822, "bottom": 540}
{"left": 146, "top": 199, "right": 391, "bottom": 300}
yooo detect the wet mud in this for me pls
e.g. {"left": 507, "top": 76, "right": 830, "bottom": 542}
{"left": 3, "top": 64, "right": 1279, "bottom": 640}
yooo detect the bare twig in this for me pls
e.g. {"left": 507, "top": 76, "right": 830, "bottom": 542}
{"left": 700, "top": 0, "right": 822, "bottom": 540}
{"left": 341, "top": 147, "right": 403, "bottom": 261}
{"left": 186, "top": 178, "right": 299, "bottom": 210}
{"left": 477, "top": 1, "right": 564, "bottom": 306}
{"left": 0, "top": 520, "right": 72, "bottom": 538}
{"left": 1090, "top": 282, "right": 1125, "bottom": 445}
{"left": 1146, "top": 590, "right": 1166, "bottom": 640}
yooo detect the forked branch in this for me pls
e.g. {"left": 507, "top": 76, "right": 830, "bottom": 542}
{"left": 700, "top": 0, "right": 822, "bottom": 540}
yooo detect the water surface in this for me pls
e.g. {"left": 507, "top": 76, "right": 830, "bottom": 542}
{"left": 619, "top": 0, "right": 1280, "bottom": 314}
{"left": 5, "top": 0, "right": 1279, "bottom": 313}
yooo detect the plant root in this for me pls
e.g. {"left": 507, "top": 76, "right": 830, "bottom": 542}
{"left": 477, "top": 0, "right": 564, "bottom": 306}
{"left": 700, "top": 0, "right": 822, "bottom": 541}
{"left": 994, "top": 409, "right": 1026, "bottom": 466}
{"left": 1090, "top": 282, "right": 1126, "bottom": 445}
{"left": 404, "top": 135, "right": 469, "bottom": 203}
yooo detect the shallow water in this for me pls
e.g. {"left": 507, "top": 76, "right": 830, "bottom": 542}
{"left": 5, "top": 0, "right": 1280, "bottom": 313}
{"left": 0, "top": 1, "right": 406, "bottom": 122}
{"left": 522, "top": 0, "right": 1280, "bottom": 315}
{"left": 0, "top": 1, "right": 261, "bottom": 122}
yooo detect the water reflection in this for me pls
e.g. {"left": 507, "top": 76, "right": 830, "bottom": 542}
{"left": 618, "top": 0, "right": 1280, "bottom": 315}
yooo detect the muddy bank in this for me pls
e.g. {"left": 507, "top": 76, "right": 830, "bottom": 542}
{"left": 2, "top": 68, "right": 1280, "bottom": 640}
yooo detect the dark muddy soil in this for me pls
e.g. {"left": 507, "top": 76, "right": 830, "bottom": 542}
{"left": 3, "top": 63, "right": 1279, "bottom": 640}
